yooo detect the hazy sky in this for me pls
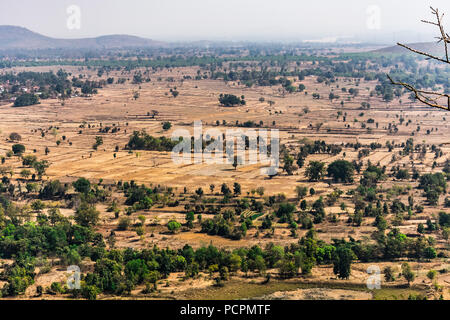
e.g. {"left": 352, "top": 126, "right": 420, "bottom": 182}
{"left": 0, "top": 0, "right": 449, "bottom": 42}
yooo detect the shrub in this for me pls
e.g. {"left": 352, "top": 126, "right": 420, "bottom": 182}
{"left": 167, "top": 220, "right": 181, "bottom": 233}
{"left": 118, "top": 217, "right": 131, "bottom": 231}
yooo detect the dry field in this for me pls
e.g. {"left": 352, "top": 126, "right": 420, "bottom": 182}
{"left": 0, "top": 62, "right": 449, "bottom": 300}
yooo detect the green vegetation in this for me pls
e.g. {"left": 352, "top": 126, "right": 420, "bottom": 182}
{"left": 13, "top": 93, "right": 39, "bottom": 107}
{"left": 218, "top": 94, "right": 246, "bottom": 107}
{"left": 127, "top": 130, "right": 179, "bottom": 151}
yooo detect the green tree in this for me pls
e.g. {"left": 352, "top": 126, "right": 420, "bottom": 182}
{"left": 295, "top": 186, "right": 308, "bottom": 200}
{"left": 305, "top": 161, "right": 326, "bottom": 181}
{"left": 167, "top": 220, "right": 181, "bottom": 234}
{"left": 327, "top": 160, "right": 355, "bottom": 183}
{"left": 333, "top": 246, "right": 355, "bottom": 280}
{"left": 233, "top": 182, "right": 241, "bottom": 196}
{"left": 74, "top": 202, "right": 100, "bottom": 227}
{"left": 12, "top": 144, "right": 25, "bottom": 155}
{"left": 73, "top": 177, "right": 91, "bottom": 194}
{"left": 401, "top": 262, "right": 415, "bottom": 286}
{"left": 162, "top": 122, "right": 172, "bottom": 130}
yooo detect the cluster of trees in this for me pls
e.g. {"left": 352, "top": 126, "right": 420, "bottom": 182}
{"left": 201, "top": 213, "right": 250, "bottom": 240}
{"left": 292, "top": 140, "right": 343, "bottom": 172}
{"left": 218, "top": 94, "right": 246, "bottom": 107}
{"left": 419, "top": 173, "right": 447, "bottom": 206}
{"left": 0, "top": 205, "right": 98, "bottom": 296}
{"left": 126, "top": 130, "right": 179, "bottom": 152}
{"left": 13, "top": 93, "right": 40, "bottom": 107}
{"left": 303, "top": 159, "right": 355, "bottom": 183}
{"left": 1, "top": 70, "right": 106, "bottom": 105}
{"left": 0, "top": 163, "right": 444, "bottom": 299}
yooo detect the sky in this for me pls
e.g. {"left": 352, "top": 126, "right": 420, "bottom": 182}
{"left": 0, "top": 0, "right": 449, "bottom": 43}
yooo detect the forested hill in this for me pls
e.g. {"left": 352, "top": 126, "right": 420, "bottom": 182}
{"left": 0, "top": 26, "right": 166, "bottom": 50}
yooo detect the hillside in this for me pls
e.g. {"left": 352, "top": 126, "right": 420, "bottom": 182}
{"left": 374, "top": 41, "right": 444, "bottom": 56}
{"left": 0, "top": 26, "right": 165, "bottom": 50}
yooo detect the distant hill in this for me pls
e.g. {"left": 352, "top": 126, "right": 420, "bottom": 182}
{"left": 0, "top": 26, "right": 166, "bottom": 50}
{"left": 374, "top": 42, "right": 445, "bottom": 56}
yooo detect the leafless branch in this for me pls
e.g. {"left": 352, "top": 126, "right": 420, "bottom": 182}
{"left": 387, "top": 75, "right": 450, "bottom": 111}
{"left": 388, "top": 7, "right": 450, "bottom": 111}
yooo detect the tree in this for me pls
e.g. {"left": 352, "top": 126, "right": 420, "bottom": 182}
{"left": 396, "top": 169, "right": 410, "bottom": 180}
{"left": 233, "top": 182, "right": 241, "bottom": 196}
{"left": 22, "top": 155, "right": 37, "bottom": 167}
{"left": 39, "top": 180, "right": 66, "bottom": 198}
{"left": 276, "top": 259, "right": 297, "bottom": 279}
{"left": 9, "top": 133, "right": 21, "bottom": 141}
{"left": 12, "top": 144, "right": 25, "bottom": 155}
{"left": 93, "top": 136, "right": 103, "bottom": 150}
{"left": 417, "top": 223, "right": 425, "bottom": 234}
{"left": 167, "top": 220, "right": 181, "bottom": 234}
{"left": 383, "top": 266, "right": 395, "bottom": 282}
{"left": 186, "top": 211, "right": 195, "bottom": 229}
{"left": 256, "top": 187, "right": 265, "bottom": 197}
{"left": 401, "top": 262, "right": 415, "bottom": 287}
{"left": 20, "top": 169, "right": 31, "bottom": 179}
{"left": 295, "top": 186, "right": 308, "bottom": 200}
{"left": 305, "top": 161, "right": 326, "bottom": 181}
{"left": 332, "top": 246, "right": 355, "bottom": 280}
{"left": 73, "top": 177, "right": 91, "bottom": 194}
{"left": 388, "top": 7, "right": 450, "bottom": 111}
{"left": 81, "top": 285, "right": 99, "bottom": 300}
{"left": 162, "top": 122, "right": 172, "bottom": 131}
{"left": 282, "top": 153, "right": 295, "bottom": 175}
{"left": 74, "top": 203, "right": 100, "bottom": 227}
{"left": 31, "top": 199, "right": 45, "bottom": 212}
{"left": 221, "top": 183, "right": 231, "bottom": 196}
{"left": 427, "top": 270, "right": 437, "bottom": 281}
{"left": 439, "top": 211, "right": 450, "bottom": 228}
{"left": 327, "top": 160, "right": 355, "bottom": 183}
{"left": 195, "top": 187, "right": 204, "bottom": 198}
{"left": 298, "top": 84, "right": 306, "bottom": 92}
{"left": 232, "top": 155, "right": 239, "bottom": 170}
{"left": 32, "top": 160, "right": 49, "bottom": 179}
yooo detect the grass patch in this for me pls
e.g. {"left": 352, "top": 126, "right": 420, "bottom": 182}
{"left": 178, "top": 279, "right": 427, "bottom": 300}
{"left": 178, "top": 279, "right": 368, "bottom": 300}
{"left": 372, "top": 288, "right": 424, "bottom": 300}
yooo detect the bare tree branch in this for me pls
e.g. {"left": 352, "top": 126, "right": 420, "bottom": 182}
{"left": 388, "top": 7, "right": 450, "bottom": 111}
{"left": 387, "top": 75, "right": 450, "bottom": 111}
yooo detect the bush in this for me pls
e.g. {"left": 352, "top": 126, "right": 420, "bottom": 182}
{"left": 118, "top": 217, "right": 131, "bottom": 231}
{"left": 81, "top": 285, "right": 98, "bottom": 300}
{"left": 167, "top": 220, "right": 181, "bottom": 233}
